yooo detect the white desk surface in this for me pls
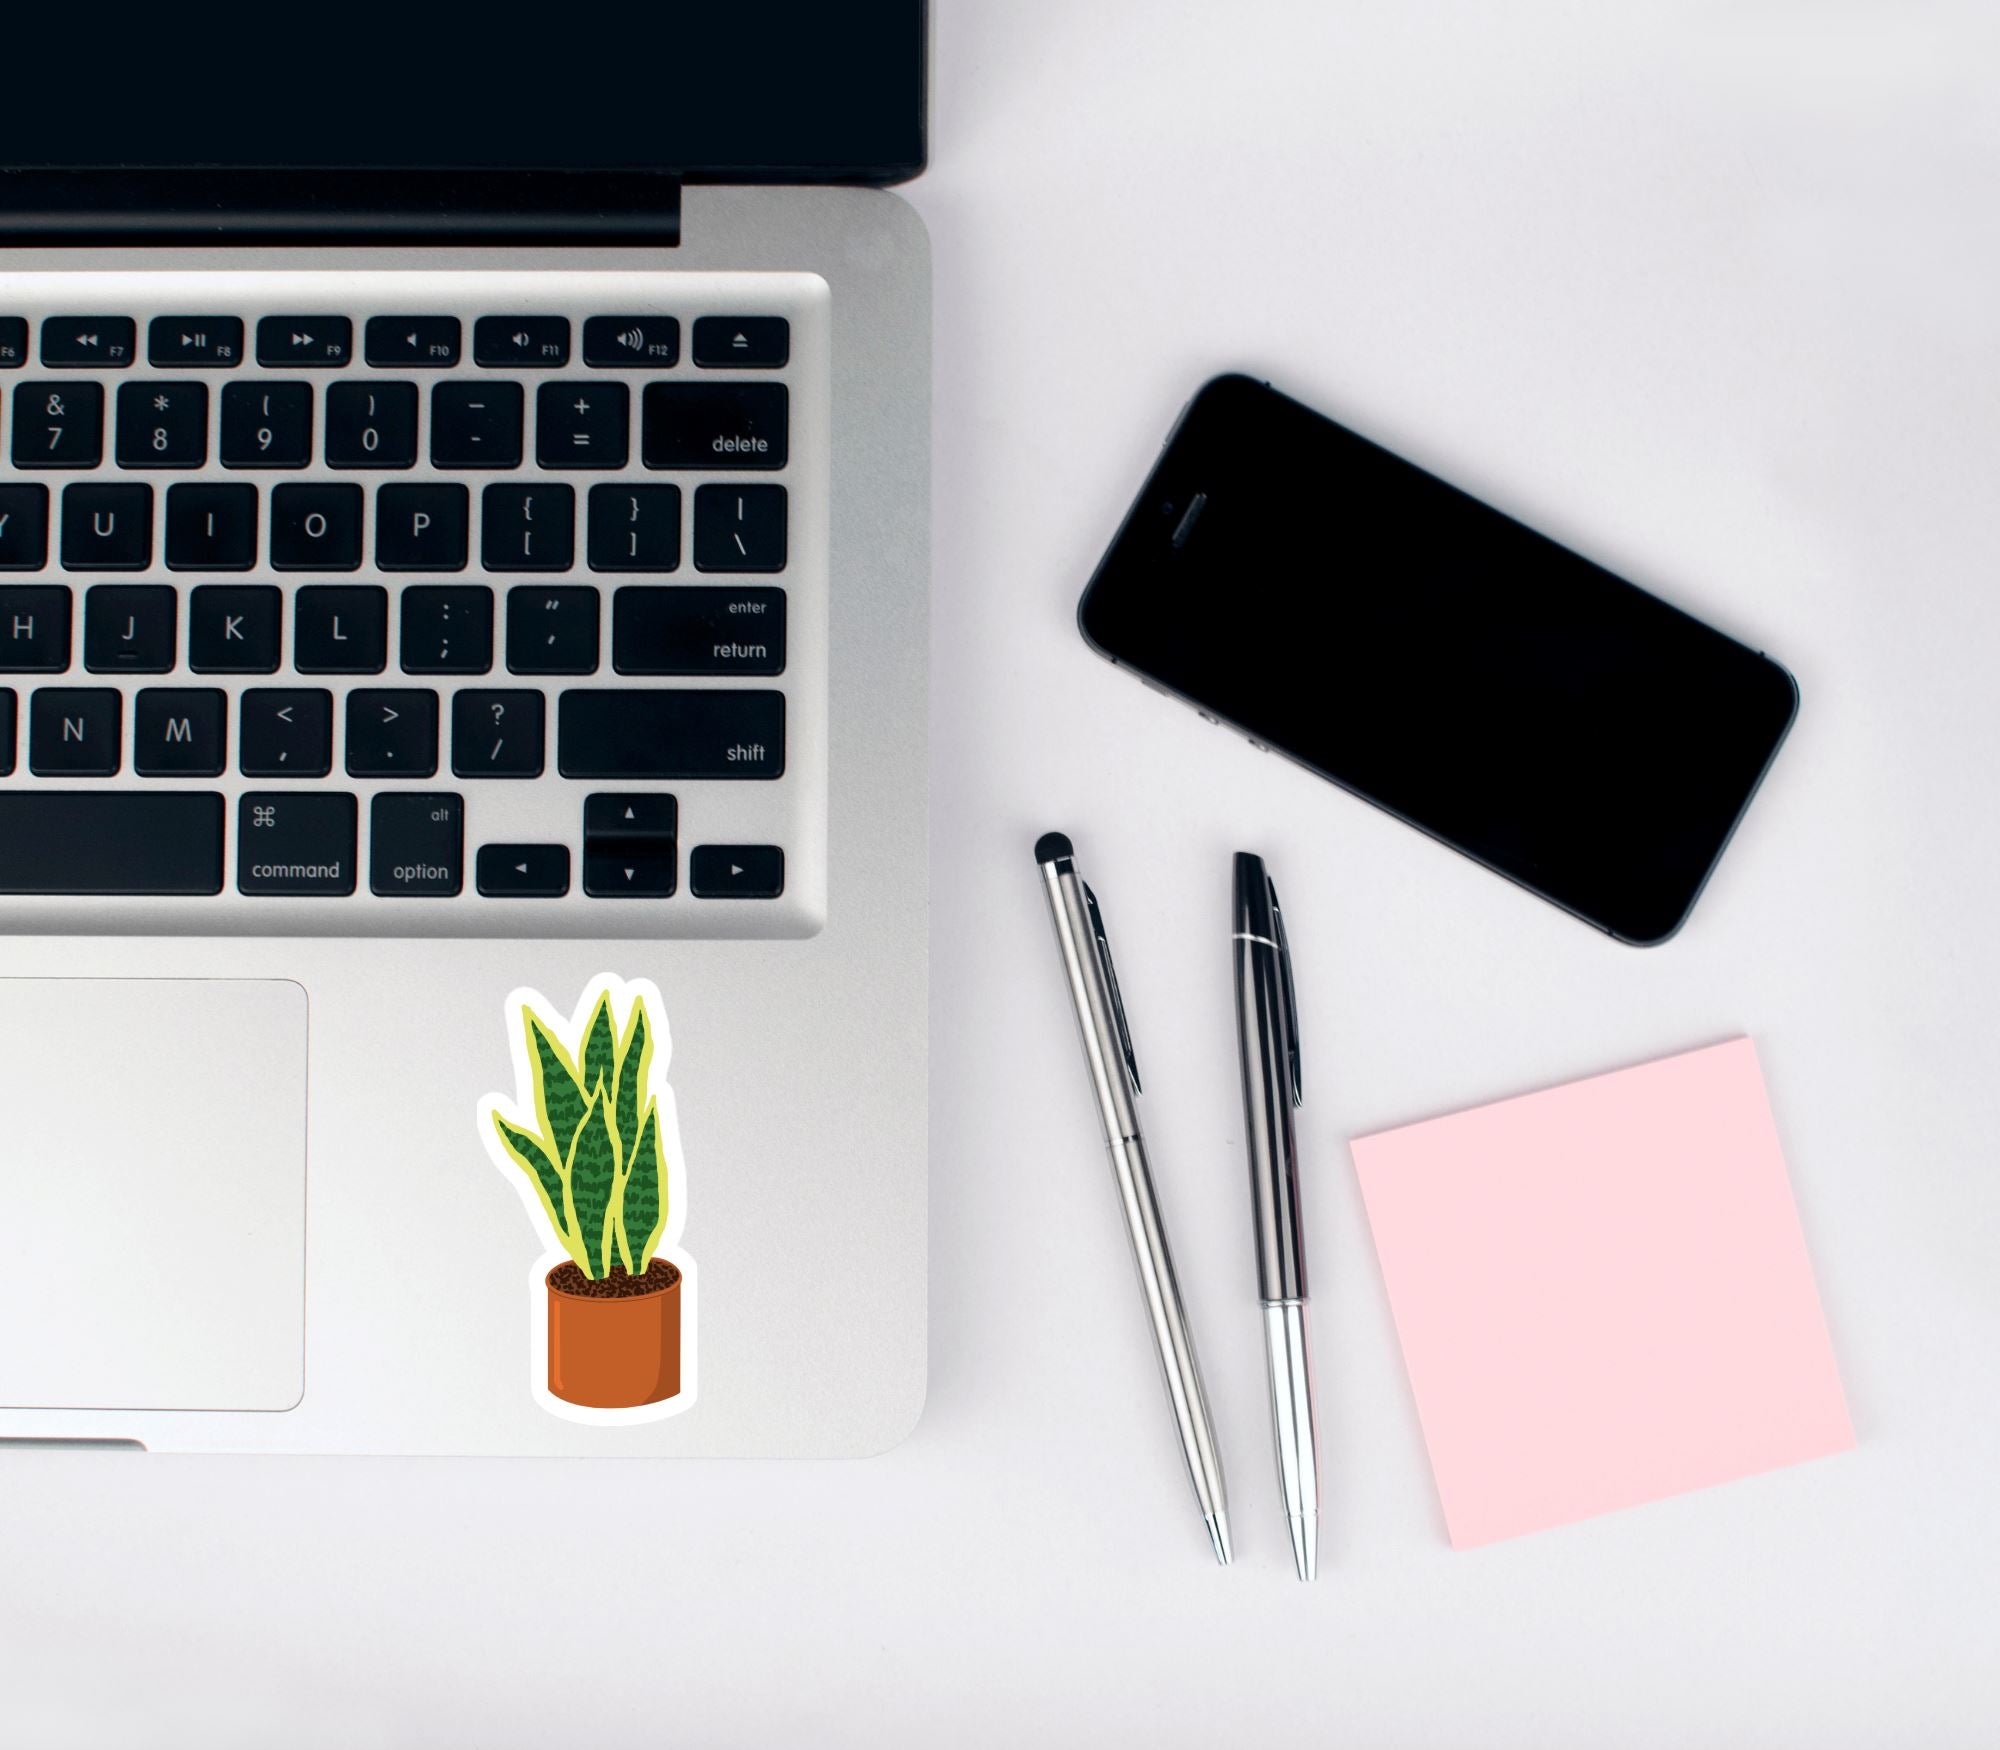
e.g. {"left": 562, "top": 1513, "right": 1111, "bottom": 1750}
{"left": 8, "top": 5, "right": 1998, "bottom": 1743}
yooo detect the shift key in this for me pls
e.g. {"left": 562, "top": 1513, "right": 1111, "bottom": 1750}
{"left": 559, "top": 689, "right": 784, "bottom": 779}
{"left": 643, "top": 383, "right": 787, "bottom": 471}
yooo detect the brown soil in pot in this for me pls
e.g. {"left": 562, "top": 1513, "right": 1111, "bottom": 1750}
{"left": 548, "top": 1258, "right": 680, "bottom": 1299}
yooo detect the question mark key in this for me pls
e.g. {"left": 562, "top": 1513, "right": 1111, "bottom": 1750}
{"left": 449, "top": 690, "right": 545, "bottom": 779}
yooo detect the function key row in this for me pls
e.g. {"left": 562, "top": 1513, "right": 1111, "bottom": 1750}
{"left": 5, "top": 380, "right": 788, "bottom": 473}
{"left": 0, "top": 482, "right": 783, "bottom": 575}
{"left": 0, "top": 316, "right": 787, "bottom": 372}
{"left": 0, "top": 582, "right": 786, "bottom": 677}
{"left": 0, "top": 685, "right": 782, "bottom": 782}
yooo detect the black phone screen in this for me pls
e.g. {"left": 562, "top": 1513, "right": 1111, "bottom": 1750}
{"left": 1077, "top": 375, "right": 1798, "bottom": 943}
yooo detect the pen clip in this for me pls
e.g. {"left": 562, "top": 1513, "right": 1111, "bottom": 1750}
{"left": 1268, "top": 876, "right": 1302, "bottom": 1107}
{"left": 1082, "top": 881, "right": 1142, "bottom": 1094}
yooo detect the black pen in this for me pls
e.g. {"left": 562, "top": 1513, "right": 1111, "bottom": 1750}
{"left": 1232, "top": 852, "right": 1320, "bottom": 1580}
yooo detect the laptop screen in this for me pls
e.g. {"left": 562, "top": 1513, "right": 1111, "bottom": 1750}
{"left": 0, "top": 5, "right": 927, "bottom": 184}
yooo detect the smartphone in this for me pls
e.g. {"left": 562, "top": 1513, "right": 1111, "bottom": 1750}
{"left": 1077, "top": 375, "right": 1799, "bottom": 944}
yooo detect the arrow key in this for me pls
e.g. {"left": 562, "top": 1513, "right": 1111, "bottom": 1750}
{"left": 690, "top": 844, "right": 784, "bottom": 899}
{"left": 476, "top": 843, "right": 570, "bottom": 898}
{"left": 239, "top": 688, "right": 333, "bottom": 777}
{"left": 584, "top": 792, "right": 676, "bottom": 843}
{"left": 344, "top": 688, "right": 439, "bottom": 778}
{"left": 583, "top": 847, "right": 675, "bottom": 898}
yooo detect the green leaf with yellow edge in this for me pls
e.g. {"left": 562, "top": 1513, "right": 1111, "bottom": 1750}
{"left": 526, "top": 1012, "right": 589, "bottom": 1167}
{"left": 616, "top": 1101, "right": 667, "bottom": 1273}
{"left": 612, "top": 1002, "right": 652, "bottom": 1166}
{"left": 565, "top": 1083, "right": 622, "bottom": 1278}
{"left": 580, "top": 994, "right": 618, "bottom": 1120}
{"left": 492, "top": 1114, "right": 568, "bottom": 1235}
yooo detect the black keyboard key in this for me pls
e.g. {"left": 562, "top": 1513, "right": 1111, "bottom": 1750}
{"left": 536, "top": 381, "right": 628, "bottom": 469}
{"left": 691, "top": 316, "right": 789, "bottom": 369}
{"left": 271, "top": 483, "right": 363, "bottom": 570}
{"left": 0, "top": 319, "right": 24, "bottom": 368}
{"left": 586, "top": 483, "right": 679, "bottom": 572}
{"left": 240, "top": 688, "right": 333, "bottom": 776}
{"left": 29, "top": 687, "right": 121, "bottom": 775}
{"left": 477, "top": 843, "right": 569, "bottom": 897}
{"left": 325, "top": 381, "right": 418, "bottom": 469}
{"left": 558, "top": 689, "right": 783, "bottom": 779}
{"left": 0, "top": 792, "right": 223, "bottom": 895}
{"left": 401, "top": 585, "right": 493, "bottom": 674}
{"left": 238, "top": 791, "right": 356, "bottom": 895}
{"left": 643, "top": 382, "right": 787, "bottom": 470}
{"left": 12, "top": 381, "right": 104, "bottom": 468}
{"left": 505, "top": 585, "right": 598, "bottom": 674}
{"left": 293, "top": 585, "right": 387, "bottom": 673}
{"left": 116, "top": 380, "right": 208, "bottom": 468}
{"left": 345, "top": 688, "right": 439, "bottom": 777}
{"left": 189, "top": 584, "right": 281, "bottom": 673}
{"left": 431, "top": 381, "right": 522, "bottom": 469}
{"left": 0, "top": 688, "right": 12, "bottom": 773}
{"left": 482, "top": 484, "right": 574, "bottom": 572}
{"left": 690, "top": 844, "right": 785, "bottom": 898}
{"left": 582, "top": 788, "right": 678, "bottom": 897}
{"left": 612, "top": 586, "right": 785, "bottom": 676}
{"left": 475, "top": 317, "right": 569, "bottom": 368}
{"left": 164, "top": 483, "right": 258, "bottom": 571}
{"left": 585, "top": 792, "right": 676, "bottom": 842}
{"left": 60, "top": 484, "right": 153, "bottom": 570}
{"left": 221, "top": 381, "right": 313, "bottom": 468}
{"left": 0, "top": 585, "right": 70, "bottom": 670}
{"left": 148, "top": 317, "right": 244, "bottom": 368}
{"left": 83, "top": 584, "right": 176, "bottom": 672}
{"left": 256, "top": 317, "right": 352, "bottom": 368}
{"left": 583, "top": 316, "right": 679, "bottom": 368}
{"left": 41, "top": 317, "right": 135, "bottom": 369}
{"left": 377, "top": 483, "right": 470, "bottom": 571}
{"left": 366, "top": 317, "right": 461, "bottom": 368}
{"left": 0, "top": 486, "right": 49, "bottom": 569}
{"left": 584, "top": 847, "right": 675, "bottom": 898}
{"left": 451, "top": 688, "right": 544, "bottom": 777}
{"left": 134, "top": 687, "right": 227, "bottom": 776}
{"left": 692, "top": 483, "right": 787, "bottom": 573}
{"left": 370, "top": 791, "right": 464, "bottom": 897}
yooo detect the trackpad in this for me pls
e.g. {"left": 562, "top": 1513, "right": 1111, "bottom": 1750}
{"left": 0, "top": 979, "right": 306, "bottom": 1412}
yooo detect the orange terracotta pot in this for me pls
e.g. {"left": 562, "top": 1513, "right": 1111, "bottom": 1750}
{"left": 546, "top": 1264, "right": 682, "bottom": 1409}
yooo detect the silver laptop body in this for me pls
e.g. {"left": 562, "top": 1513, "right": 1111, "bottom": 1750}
{"left": 0, "top": 184, "right": 930, "bottom": 1455}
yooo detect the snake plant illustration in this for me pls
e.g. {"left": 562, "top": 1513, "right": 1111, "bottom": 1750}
{"left": 492, "top": 990, "right": 667, "bottom": 1281}
{"left": 480, "top": 976, "right": 694, "bottom": 1420}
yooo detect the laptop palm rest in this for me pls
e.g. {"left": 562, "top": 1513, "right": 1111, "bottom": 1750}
{"left": 0, "top": 979, "right": 307, "bottom": 1413}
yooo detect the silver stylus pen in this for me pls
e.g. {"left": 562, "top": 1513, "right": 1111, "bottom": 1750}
{"left": 1232, "top": 852, "right": 1321, "bottom": 1580}
{"left": 1035, "top": 831, "right": 1233, "bottom": 1566}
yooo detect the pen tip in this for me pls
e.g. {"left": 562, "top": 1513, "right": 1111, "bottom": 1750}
{"left": 1206, "top": 1511, "right": 1234, "bottom": 1567}
{"left": 1289, "top": 1514, "right": 1317, "bottom": 1582}
{"left": 1034, "top": 831, "right": 1074, "bottom": 865}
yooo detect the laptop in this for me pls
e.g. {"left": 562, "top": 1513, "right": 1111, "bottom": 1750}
{"left": 0, "top": 7, "right": 930, "bottom": 1454}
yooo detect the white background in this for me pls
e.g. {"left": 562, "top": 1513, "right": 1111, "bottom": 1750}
{"left": 7, "top": 4, "right": 1999, "bottom": 1742}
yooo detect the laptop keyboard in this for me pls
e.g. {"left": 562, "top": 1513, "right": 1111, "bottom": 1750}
{"left": 0, "top": 269, "right": 827, "bottom": 937}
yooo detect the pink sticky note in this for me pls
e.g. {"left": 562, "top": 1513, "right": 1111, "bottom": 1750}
{"left": 1351, "top": 1038, "right": 1853, "bottom": 1549}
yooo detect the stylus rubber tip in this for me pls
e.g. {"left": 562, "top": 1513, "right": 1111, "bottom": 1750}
{"left": 1034, "top": 831, "right": 1074, "bottom": 865}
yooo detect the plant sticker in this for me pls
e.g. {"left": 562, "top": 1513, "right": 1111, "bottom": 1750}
{"left": 478, "top": 974, "right": 697, "bottom": 1424}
